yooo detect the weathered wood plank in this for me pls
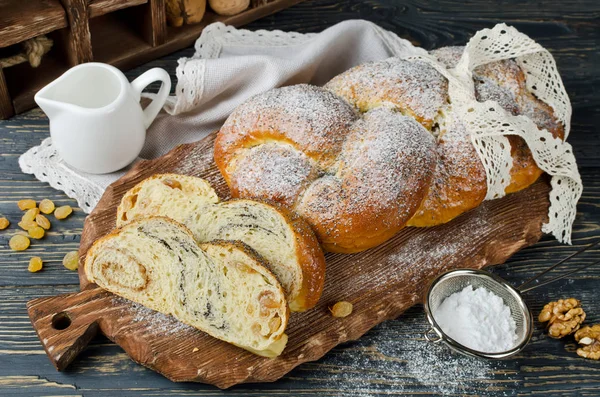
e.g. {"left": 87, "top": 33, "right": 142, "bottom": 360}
{"left": 0, "top": 71, "right": 14, "bottom": 119}
{"left": 0, "top": 0, "right": 599, "bottom": 394}
{"left": 59, "top": 0, "right": 94, "bottom": 66}
{"left": 0, "top": 0, "right": 68, "bottom": 48}
{"left": 1, "top": 286, "right": 600, "bottom": 395}
{"left": 87, "top": 0, "right": 148, "bottom": 19}
{"left": 142, "top": 0, "right": 167, "bottom": 46}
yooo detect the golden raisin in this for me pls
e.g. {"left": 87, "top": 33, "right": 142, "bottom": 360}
{"left": 35, "top": 214, "right": 51, "bottom": 230}
{"left": 269, "top": 316, "right": 282, "bottom": 334}
{"left": 63, "top": 251, "right": 79, "bottom": 271}
{"left": 39, "top": 199, "right": 55, "bottom": 214}
{"left": 251, "top": 322, "right": 262, "bottom": 335}
{"left": 9, "top": 235, "right": 30, "bottom": 251}
{"left": 22, "top": 208, "right": 39, "bottom": 223}
{"left": 258, "top": 291, "right": 280, "bottom": 315}
{"left": 28, "top": 257, "right": 43, "bottom": 273}
{"left": 330, "top": 301, "right": 353, "bottom": 318}
{"left": 54, "top": 205, "right": 73, "bottom": 220}
{"left": 28, "top": 226, "right": 45, "bottom": 239}
{"left": 18, "top": 220, "right": 38, "bottom": 231}
{"left": 0, "top": 218, "right": 10, "bottom": 230}
{"left": 17, "top": 199, "right": 36, "bottom": 210}
{"left": 162, "top": 178, "right": 182, "bottom": 190}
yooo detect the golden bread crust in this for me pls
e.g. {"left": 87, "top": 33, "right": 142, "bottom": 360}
{"left": 407, "top": 114, "right": 488, "bottom": 227}
{"left": 325, "top": 59, "right": 449, "bottom": 129}
{"left": 264, "top": 200, "right": 326, "bottom": 310}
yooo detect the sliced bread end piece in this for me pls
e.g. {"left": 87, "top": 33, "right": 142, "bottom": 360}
{"left": 84, "top": 216, "right": 289, "bottom": 357}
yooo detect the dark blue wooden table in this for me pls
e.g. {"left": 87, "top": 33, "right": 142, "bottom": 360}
{"left": 1, "top": 1, "right": 599, "bottom": 395}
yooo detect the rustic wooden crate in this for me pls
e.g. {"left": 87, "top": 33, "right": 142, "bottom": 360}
{"left": 0, "top": 0, "right": 302, "bottom": 119}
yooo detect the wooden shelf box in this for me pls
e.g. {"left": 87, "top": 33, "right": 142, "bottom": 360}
{"left": 0, "top": 0, "right": 302, "bottom": 119}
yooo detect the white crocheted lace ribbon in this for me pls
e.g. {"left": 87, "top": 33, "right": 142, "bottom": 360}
{"left": 406, "top": 24, "right": 580, "bottom": 244}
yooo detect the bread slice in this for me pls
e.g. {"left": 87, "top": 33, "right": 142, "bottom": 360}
{"left": 84, "top": 217, "right": 289, "bottom": 357}
{"left": 116, "top": 174, "right": 325, "bottom": 312}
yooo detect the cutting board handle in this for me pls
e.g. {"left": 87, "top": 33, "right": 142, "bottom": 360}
{"left": 27, "top": 287, "right": 112, "bottom": 370}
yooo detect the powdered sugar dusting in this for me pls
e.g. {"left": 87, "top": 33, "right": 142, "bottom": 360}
{"left": 112, "top": 296, "right": 195, "bottom": 335}
{"left": 410, "top": 109, "right": 488, "bottom": 225}
{"left": 297, "top": 107, "right": 436, "bottom": 239}
{"left": 223, "top": 84, "right": 358, "bottom": 162}
{"left": 340, "top": 108, "right": 436, "bottom": 212}
{"left": 317, "top": 314, "right": 516, "bottom": 396}
{"left": 325, "top": 58, "right": 448, "bottom": 127}
{"left": 231, "top": 142, "right": 318, "bottom": 207}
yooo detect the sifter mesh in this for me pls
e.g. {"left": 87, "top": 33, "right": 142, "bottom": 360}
{"left": 424, "top": 269, "right": 533, "bottom": 359}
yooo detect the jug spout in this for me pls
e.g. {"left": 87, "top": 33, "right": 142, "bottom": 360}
{"left": 35, "top": 96, "right": 63, "bottom": 120}
{"left": 35, "top": 79, "right": 67, "bottom": 120}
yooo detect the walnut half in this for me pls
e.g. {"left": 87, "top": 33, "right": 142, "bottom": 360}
{"left": 575, "top": 324, "right": 600, "bottom": 360}
{"left": 538, "top": 298, "right": 586, "bottom": 338}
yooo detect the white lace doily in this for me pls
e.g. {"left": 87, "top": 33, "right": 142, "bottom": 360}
{"left": 18, "top": 138, "right": 138, "bottom": 212}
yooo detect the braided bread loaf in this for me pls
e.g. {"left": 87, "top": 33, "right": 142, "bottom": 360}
{"left": 214, "top": 47, "right": 563, "bottom": 253}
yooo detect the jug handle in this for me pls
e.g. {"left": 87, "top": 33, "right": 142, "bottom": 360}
{"left": 131, "top": 68, "right": 172, "bottom": 129}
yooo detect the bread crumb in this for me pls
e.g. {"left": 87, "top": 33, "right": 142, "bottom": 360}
{"left": 192, "top": 347, "right": 199, "bottom": 352}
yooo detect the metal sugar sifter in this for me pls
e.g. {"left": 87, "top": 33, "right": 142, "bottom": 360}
{"left": 423, "top": 240, "right": 600, "bottom": 359}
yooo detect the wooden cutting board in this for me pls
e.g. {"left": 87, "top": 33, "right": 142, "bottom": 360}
{"left": 27, "top": 131, "right": 550, "bottom": 389}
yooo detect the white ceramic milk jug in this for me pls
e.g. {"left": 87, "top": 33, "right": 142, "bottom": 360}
{"left": 35, "top": 62, "right": 171, "bottom": 174}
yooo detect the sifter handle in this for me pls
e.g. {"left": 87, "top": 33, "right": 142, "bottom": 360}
{"left": 424, "top": 327, "right": 443, "bottom": 343}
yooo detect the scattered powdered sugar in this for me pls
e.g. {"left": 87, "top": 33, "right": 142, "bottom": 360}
{"left": 473, "top": 60, "right": 523, "bottom": 116}
{"left": 112, "top": 296, "right": 195, "bottom": 335}
{"left": 223, "top": 84, "right": 358, "bottom": 159}
{"left": 325, "top": 57, "right": 448, "bottom": 127}
{"left": 434, "top": 285, "right": 518, "bottom": 353}
{"left": 429, "top": 46, "right": 464, "bottom": 69}
{"left": 316, "top": 313, "right": 517, "bottom": 396}
{"left": 295, "top": 107, "right": 437, "bottom": 243}
{"left": 302, "top": 107, "right": 436, "bottom": 218}
{"left": 410, "top": 108, "right": 488, "bottom": 224}
{"left": 232, "top": 142, "right": 317, "bottom": 207}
